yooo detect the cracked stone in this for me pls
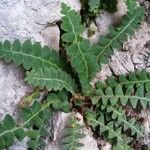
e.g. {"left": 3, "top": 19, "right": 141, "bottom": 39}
{"left": 108, "top": 51, "right": 135, "bottom": 75}
{"left": 40, "top": 26, "right": 60, "bottom": 52}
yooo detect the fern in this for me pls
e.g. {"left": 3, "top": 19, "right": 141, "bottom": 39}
{"left": 25, "top": 67, "right": 76, "bottom": 94}
{"left": 0, "top": 40, "right": 62, "bottom": 70}
{"left": 102, "top": 105, "right": 143, "bottom": 138}
{"left": 61, "top": 3, "right": 99, "bottom": 92}
{"left": 88, "top": 71, "right": 149, "bottom": 148}
{"left": 0, "top": 1, "right": 147, "bottom": 150}
{"left": 85, "top": 109, "right": 129, "bottom": 145}
{"left": 94, "top": 1, "right": 144, "bottom": 65}
{"left": 0, "top": 100, "right": 52, "bottom": 149}
{"left": 0, "top": 91, "right": 71, "bottom": 149}
{"left": 60, "top": 115, "right": 85, "bottom": 150}
{"left": 96, "top": 70, "right": 150, "bottom": 109}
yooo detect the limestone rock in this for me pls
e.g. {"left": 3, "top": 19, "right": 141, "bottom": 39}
{"left": 115, "top": 0, "right": 127, "bottom": 17}
{"left": 94, "top": 21, "right": 150, "bottom": 82}
{"left": 62, "top": 0, "right": 81, "bottom": 11}
{"left": 0, "top": 61, "right": 32, "bottom": 121}
{"left": 45, "top": 112, "right": 99, "bottom": 150}
{"left": 76, "top": 113, "right": 99, "bottom": 150}
{"left": 109, "top": 51, "right": 135, "bottom": 75}
{"left": 141, "top": 110, "right": 150, "bottom": 147}
{"left": 95, "top": 11, "right": 113, "bottom": 36}
{"left": 0, "top": 0, "right": 61, "bottom": 46}
{"left": 0, "top": 61, "right": 32, "bottom": 150}
{"left": 123, "top": 22, "right": 150, "bottom": 70}
{"left": 40, "top": 26, "right": 60, "bottom": 52}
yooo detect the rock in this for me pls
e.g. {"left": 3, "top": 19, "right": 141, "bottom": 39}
{"left": 95, "top": 11, "right": 113, "bottom": 36}
{"left": 141, "top": 110, "right": 150, "bottom": 147}
{"left": 109, "top": 51, "right": 135, "bottom": 75}
{"left": 0, "top": 61, "right": 32, "bottom": 121}
{"left": 0, "top": 0, "right": 61, "bottom": 46}
{"left": 92, "top": 64, "right": 112, "bottom": 85}
{"left": 94, "top": 21, "right": 150, "bottom": 82}
{"left": 90, "top": 0, "right": 127, "bottom": 44}
{"left": 45, "top": 112, "right": 99, "bottom": 150}
{"left": 9, "top": 138, "right": 28, "bottom": 150}
{"left": 62, "top": 0, "right": 81, "bottom": 11}
{"left": 115, "top": 0, "right": 127, "bottom": 17}
{"left": 0, "top": 61, "right": 32, "bottom": 150}
{"left": 52, "top": 112, "right": 71, "bottom": 141}
{"left": 101, "top": 142, "right": 112, "bottom": 150}
{"left": 45, "top": 112, "right": 71, "bottom": 150}
{"left": 40, "top": 26, "right": 60, "bottom": 51}
{"left": 139, "top": 0, "right": 150, "bottom": 24}
{"left": 123, "top": 22, "right": 150, "bottom": 70}
{"left": 0, "top": 0, "right": 62, "bottom": 149}
{"left": 75, "top": 113, "right": 99, "bottom": 150}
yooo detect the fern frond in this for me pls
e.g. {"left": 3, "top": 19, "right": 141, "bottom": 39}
{"left": 60, "top": 115, "right": 85, "bottom": 150}
{"left": 0, "top": 93, "right": 69, "bottom": 149}
{"left": 0, "top": 100, "right": 54, "bottom": 149}
{"left": 0, "top": 40, "right": 62, "bottom": 70}
{"left": 101, "top": 104, "right": 143, "bottom": 138}
{"left": 97, "top": 70, "right": 150, "bottom": 90}
{"left": 85, "top": 109, "right": 129, "bottom": 145}
{"left": 96, "top": 70, "right": 150, "bottom": 109}
{"left": 25, "top": 67, "right": 76, "bottom": 93}
{"left": 61, "top": 3, "right": 99, "bottom": 92}
{"left": 96, "top": 84, "right": 150, "bottom": 109}
{"left": 95, "top": 2, "right": 144, "bottom": 65}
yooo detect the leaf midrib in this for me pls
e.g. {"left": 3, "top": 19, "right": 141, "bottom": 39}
{"left": 97, "top": 12, "right": 139, "bottom": 62}
{"left": 90, "top": 117, "right": 123, "bottom": 142}
{"left": 99, "top": 95, "right": 150, "bottom": 103}
{"left": 0, "top": 100, "right": 57, "bottom": 138}
{"left": 66, "top": 11, "right": 89, "bottom": 79}
{"left": 111, "top": 107, "right": 143, "bottom": 136}
{"left": 27, "top": 76, "right": 67, "bottom": 84}
{"left": 4, "top": 49, "right": 59, "bottom": 69}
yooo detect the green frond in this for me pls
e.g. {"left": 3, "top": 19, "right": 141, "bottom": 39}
{"left": 25, "top": 67, "right": 76, "bottom": 93}
{"left": 85, "top": 110, "right": 128, "bottom": 145}
{"left": 0, "top": 40, "right": 62, "bottom": 70}
{"left": 96, "top": 70, "right": 150, "bottom": 109}
{"left": 95, "top": 84, "right": 150, "bottom": 109}
{"left": 0, "top": 94, "right": 69, "bottom": 149}
{"left": 94, "top": 2, "right": 144, "bottom": 65}
{"left": 61, "top": 3, "right": 99, "bottom": 92}
{"left": 101, "top": 105, "right": 143, "bottom": 138}
{"left": 0, "top": 100, "right": 54, "bottom": 150}
{"left": 97, "top": 70, "right": 150, "bottom": 90}
{"left": 60, "top": 115, "right": 85, "bottom": 150}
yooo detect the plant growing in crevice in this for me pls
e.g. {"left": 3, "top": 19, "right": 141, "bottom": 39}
{"left": 0, "top": 0, "right": 146, "bottom": 149}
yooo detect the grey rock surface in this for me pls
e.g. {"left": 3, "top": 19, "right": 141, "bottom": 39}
{"left": 62, "top": 0, "right": 81, "bottom": 11}
{"left": 45, "top": 112, "right": 99, "bottom": 150}
{"left": 40, "top": 26, "right": 60, "bottom": 52}
{"left": 0, "top": 61, "right": 32, "bottom": 121}
{"left": 0, "top": 0, "right": 60, "bottom": 46}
